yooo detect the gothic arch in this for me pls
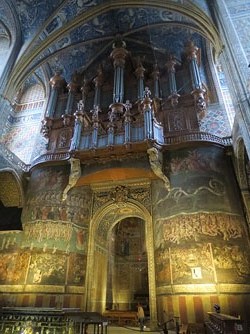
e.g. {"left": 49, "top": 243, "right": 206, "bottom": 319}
{"left": 85, "top": 197, "right": 158, "bottom": 326}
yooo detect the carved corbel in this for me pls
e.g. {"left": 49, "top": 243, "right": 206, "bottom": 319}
{"left": 147, "top": 147, "right": 170, "bottom": 191}
{"left": 62, "top": 158, "right": 81, "bottom": 201}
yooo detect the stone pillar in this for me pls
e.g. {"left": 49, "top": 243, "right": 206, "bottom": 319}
{"left": 110, "top": 38, "right": 128, "bottom": 103}
{"left": 165, "top": 56, "right": 180, "bottom": 107}
{"left": 185, "top": 40, "right": 207, "bottom": 118}
{"left": 141, "top": 87, "right": 154, "bottom": 140}
{"left": 135, "top": 58, "right": 145, "bottom": 100}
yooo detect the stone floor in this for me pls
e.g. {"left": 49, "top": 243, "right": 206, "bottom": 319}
{"left": 86, "top": 324, "right": 175, "bottom": 334}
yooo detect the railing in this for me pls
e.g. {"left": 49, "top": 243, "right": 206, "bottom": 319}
{"left": 158, "top": 316, "right": 180, "bottom": 334}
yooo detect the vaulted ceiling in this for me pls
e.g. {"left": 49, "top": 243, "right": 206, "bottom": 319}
{"left": 1, "top": 0, "right": 222, "bottom": 95}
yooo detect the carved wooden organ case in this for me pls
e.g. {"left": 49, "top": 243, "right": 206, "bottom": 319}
{"left": 40, "top": 38, "right": 209, "bottom": 162}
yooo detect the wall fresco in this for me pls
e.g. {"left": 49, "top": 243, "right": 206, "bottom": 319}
{"left": 154, "top": 212, "right": 249, "bottom": 285}
{"left": 213, "top": 244, "right": 250, "bottom": 283}
{"left": 171, "top": 244, "right": 214, "bottom": 284}
{"left": 0, "top": 252, "right": 29, "bottom": 284}
{"left": 23, "top": 166, "right": 92, "bottom": 227}
{"left": 153, "top": 146, "right": 241, "bottom": 218}
{"left": 22, "top": 222, "right": 88, "bottom": 253}
{"left": 154, "top": 213, "right": 244, "bottom": 248}
{"left": 27, "top": 253, "right": 67, "bottom": 285}
{"left": 155, "top": 248, "right": 171, "bottom": 285}
{"left": 0, "top": 229, "right": 87, "bottom": 288}
{"left": 67, "top": 253, "right": 86, "bottom": 285}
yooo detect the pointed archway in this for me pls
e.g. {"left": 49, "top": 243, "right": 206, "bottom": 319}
{"left": 84, "top": 195, "right": 157, "bottom": 327}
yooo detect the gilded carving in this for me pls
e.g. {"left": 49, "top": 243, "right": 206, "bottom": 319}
{"left": 93, "top": 183, "right": 151, "bottom": 214}
{"left": 112, "top": 185, "right": 129, "bottom": 202}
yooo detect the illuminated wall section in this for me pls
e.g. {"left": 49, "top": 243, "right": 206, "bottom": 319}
{"left": 153, "top": 145, "right": 250, "bottom": 323}
{"left": 0, "top": 165, "right": 92, "bottom": 309}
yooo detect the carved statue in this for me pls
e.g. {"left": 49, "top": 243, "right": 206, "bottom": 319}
{"left": 147, "top": 147, "right": 170, "bottom": 191}
{"left": 62, "top": 158, "right": 81, "bottom": 201}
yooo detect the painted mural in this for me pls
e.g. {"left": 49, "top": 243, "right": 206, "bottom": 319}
{"left": 153, "top": 145, "right": 250, "bottom": 288}
{"left": 0, "top": 251, "right": 29, "bottom": 284}
{"left": 213, "top": 244, "right": 250, "bottom": 283}
{"left": 153, "top": 146, "right": 241, "bottom": 217}
{"left": 154, "top": 213, "right": 244, "bottom": 248}
{"left": 154, "top": 214, "right": 250, "bottom": 286}
{"left": 23, "top": 166, "right": 92, "bottom": 227}
{"left": 27, "top": 253, "right": 67, "bottom": 285}
{"left": 68, "top": 253, "right": 87, "bottom": 285}
{"left": 0, "top": 230, "right": 87, "bottom": 285}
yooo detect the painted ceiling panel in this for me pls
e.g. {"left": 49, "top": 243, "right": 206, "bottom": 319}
{"left": 15, "top": 0, "right": 64, "bottom": 40}
{"left": 2, "top": 0, "right": 223, "bottom": 97}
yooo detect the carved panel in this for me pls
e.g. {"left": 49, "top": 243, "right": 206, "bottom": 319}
{"left": 92, "top": 182, "right": 151, "bottom": 214}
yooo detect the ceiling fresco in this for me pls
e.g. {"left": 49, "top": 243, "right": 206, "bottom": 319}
{"left": 2, "top": 0, "right": 222, "bottom": 94}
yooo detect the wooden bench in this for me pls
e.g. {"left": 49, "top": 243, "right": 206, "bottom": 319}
{"left": 103, "top": 310, "right": 138, "bottom": 326}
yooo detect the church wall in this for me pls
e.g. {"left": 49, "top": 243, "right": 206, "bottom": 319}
{"left": 153, "top": 145, "right": 250, "bottom": 322}
{"left": 0, "top": 164, "right": 92, "bottom": 309}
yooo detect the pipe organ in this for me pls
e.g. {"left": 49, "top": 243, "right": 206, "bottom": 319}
{"left": 40, "top": 39, "right": 212, "bottom": 162}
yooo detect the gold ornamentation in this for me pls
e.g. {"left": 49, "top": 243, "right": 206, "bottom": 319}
{"left": 112, "top": 185, "right": 129, "bottom": 202}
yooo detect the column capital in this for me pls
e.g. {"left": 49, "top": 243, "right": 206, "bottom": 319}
{"left": 185, "top": 40, "right": 199, "bottom": 60}
{"left": 49, "top": 71, "right": 66, "bottom": 90}
{"left": 93, "top": 64, "right": 104, "bottom": 87}
{"left": 67, "top": 71, "right": 81, "bottom": 93}
{"left": 165, "top": 56, "right": 177, "bottom": 72}
{"left": 135, "top": 62, "right": 145, "bottom": 79}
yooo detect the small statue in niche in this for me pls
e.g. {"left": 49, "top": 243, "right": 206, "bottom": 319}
{"left": 147, "top": 147, "right": 170, "bottom": 191}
